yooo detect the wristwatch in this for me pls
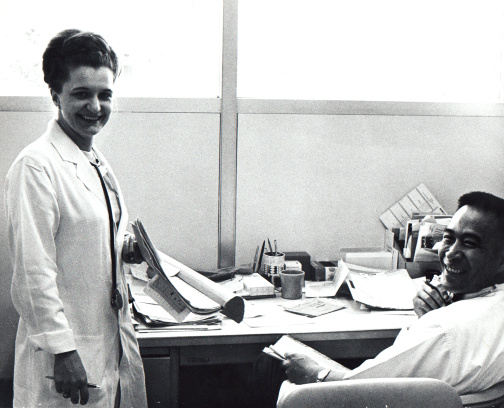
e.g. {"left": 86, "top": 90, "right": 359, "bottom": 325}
{"left": 316, "top": 368, "right": 331, "bottom": 383}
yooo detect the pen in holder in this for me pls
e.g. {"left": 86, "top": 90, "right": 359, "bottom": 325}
{"left": 263, "top": 252, "right": 285, "bottom": 287}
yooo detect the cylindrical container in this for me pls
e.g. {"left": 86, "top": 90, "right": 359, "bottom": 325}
{"left": 263, "top": 252, "right": 285, "bottom": 286}
{"left": 280, "top": 270, "right": 305, "bottom": 299}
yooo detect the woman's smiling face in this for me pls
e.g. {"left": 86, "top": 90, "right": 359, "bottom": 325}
{"left": 51, "top": 65, "right": 114, "bottom": 149}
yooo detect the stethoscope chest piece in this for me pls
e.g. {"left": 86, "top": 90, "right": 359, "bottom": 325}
{"left": 112, "top": 288, "right": 124, "bottom": 310}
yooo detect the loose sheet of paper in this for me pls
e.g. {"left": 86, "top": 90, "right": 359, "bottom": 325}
{"left": 342, "top": 261, "right": 418, "bottom": 309}
{"left": 304, "top": 263, "right": 349, "bottom": 298}
{"left": 243, "top": 302, "right": 315, "bottom": 328}
{"left": 283, "top": 298, "right": 346, "bottom": 317}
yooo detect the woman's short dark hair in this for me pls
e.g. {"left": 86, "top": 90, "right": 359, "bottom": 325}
{"left": 42, "top": 29, "right": 120, "bottom": 93}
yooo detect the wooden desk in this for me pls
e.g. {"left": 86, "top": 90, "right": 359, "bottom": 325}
{"left": 136, "top": 295, "right": 417, "bottom": 408}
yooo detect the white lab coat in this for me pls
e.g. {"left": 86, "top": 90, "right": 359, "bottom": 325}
{"left": 5, "top": 120, "right": 147, "bottom": 407}
{"left": 278, "top": 284, "right": 504, "bottom": 406}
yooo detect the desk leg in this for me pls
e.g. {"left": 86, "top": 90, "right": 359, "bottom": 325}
{"left": 169, "top": 347, "right": 180, "bottom": 408}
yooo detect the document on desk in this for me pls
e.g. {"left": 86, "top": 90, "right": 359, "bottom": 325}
{"left": 135, "top": 324, "right": 221, "bottom": 333}
{"left": 283, "top": 298, "right": 346, "bottom": 318}
{"left": 342, "top": 261, "right": 417, "bottom": 310}
{"left": 243, "top": 302, "right": 316, "bottom": 328}
{"left": 263, "top": 335, "right": 348, "bottom": 372}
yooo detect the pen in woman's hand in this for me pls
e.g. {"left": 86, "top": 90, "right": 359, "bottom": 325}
{"left": 45, "top": 376, "right": 100, "bottom": 389}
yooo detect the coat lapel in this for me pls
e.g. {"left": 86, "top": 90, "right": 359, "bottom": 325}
{"left": 45, "top": 120, "right": 107, "bottom": 208}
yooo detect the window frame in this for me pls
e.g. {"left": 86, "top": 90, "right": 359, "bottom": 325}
{"left": 2, "top": 0, "right": 504, "bottom": 268}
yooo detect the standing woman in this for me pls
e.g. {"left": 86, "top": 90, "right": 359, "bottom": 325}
{"left": 5, "top": 29, "right": 147, "bottom": 407}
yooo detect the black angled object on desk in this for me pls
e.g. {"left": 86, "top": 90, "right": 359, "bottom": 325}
{"left": 256, "top": 240, "right": 266, "bottom": 275}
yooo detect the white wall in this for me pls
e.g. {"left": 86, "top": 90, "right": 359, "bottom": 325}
{"left": 235, "top": 113, "right": 504, "bottom": 264}
{"left": 1, "top": 108, "right": 503, "bottom": 379}
{"left": 96, "top": 111, "right": 221, "bottom": 269}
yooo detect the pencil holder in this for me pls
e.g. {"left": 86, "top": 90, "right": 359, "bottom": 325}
{"left": 263, "top": 252, "right": 285, "bottom": 286}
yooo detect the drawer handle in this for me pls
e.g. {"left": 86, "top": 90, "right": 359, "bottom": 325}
{"left": 187, "top": 357, "right": 210, "bottom": 363}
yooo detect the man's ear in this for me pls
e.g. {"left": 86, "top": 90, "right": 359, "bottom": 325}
{"left": 497, "top": 245, "right": 504, "bottom": 274}
{"left": 51, "top": 90, "right": 60, "bottom": 108}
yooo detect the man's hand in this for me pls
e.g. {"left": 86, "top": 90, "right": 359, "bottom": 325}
{"left": 281, "top": 353, "right": 323, "bottom": 384}
{"left": 53, "top": 350, "right": 89, "bottom": 405}
{"left": 413, "top": 280, "right": 451, "bottom": 317}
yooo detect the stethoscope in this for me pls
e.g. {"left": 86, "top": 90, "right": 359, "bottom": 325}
{"left": 89, "top": 158, "right": 124, "bottom": 310}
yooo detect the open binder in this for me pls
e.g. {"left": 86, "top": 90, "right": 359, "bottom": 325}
{"left": 131, "top": 218, "right": 245, "bottom": 323}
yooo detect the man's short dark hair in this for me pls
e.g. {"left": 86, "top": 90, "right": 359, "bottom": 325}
{"left": 458, "top": 191, "right": 504, "bottom": 238}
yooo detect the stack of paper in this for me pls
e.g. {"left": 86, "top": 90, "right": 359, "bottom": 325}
{"left": 218, "top": 273, "right": 276, "bottom": 299}
{"left": 129, "top": 274, "right": 222, "bottom": 331}
{"left": 241, "top": 273, "right": 275, "bottom": 298}
{"left": 340, "top": 261, "right": 418, "bottom": 310}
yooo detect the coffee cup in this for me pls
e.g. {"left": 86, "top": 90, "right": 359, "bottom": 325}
{"left": 280, "top": 270, "right": 304, "bottom": 299}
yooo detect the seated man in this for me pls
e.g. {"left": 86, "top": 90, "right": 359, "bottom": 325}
{"left": 258, "top": 191, "right": 504, "bottom": 407}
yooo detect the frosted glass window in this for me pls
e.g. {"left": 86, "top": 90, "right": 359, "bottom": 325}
{"left": 238, "top": 0, "right": 504, "bottom": 102}
{"left": 0, "top": 0, "right": 223, "bottom": 97}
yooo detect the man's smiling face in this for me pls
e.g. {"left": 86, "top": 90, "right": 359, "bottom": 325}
{"left": 439, "top": 205, "right": 504, "bottom": 294}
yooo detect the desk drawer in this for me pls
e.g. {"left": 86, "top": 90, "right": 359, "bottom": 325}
{"left": 180, "top": 343, "right": 265, "bottom": 366}
{"left": 307, "top": 338, "right": 396, "bottom": 360}
{"left": 143, "top": 357, "right": 170, "bottom": 407}
{"left": 178, "top": 336, "right": 394, "bottom": 366}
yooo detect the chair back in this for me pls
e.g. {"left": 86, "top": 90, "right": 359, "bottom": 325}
{"left": 278, "top": 378, "right": 463, "bottom": 408}
{"left": 461, "top": 381, "right": 504, "bottom": 408}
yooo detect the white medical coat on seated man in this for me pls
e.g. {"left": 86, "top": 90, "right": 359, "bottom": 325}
{"left": 278, "top": 283, "right": 504, "bottom": 405}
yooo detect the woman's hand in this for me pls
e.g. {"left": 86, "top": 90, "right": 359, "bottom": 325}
{"left": 413, "top": 280, "right": 451, "bottom": 317}
{"left": 122, "top": 233, "right": 144, "bottom": 264}
{"left": 53, "top": 350, "right": 89, "bottom": 405}
{"left": 281, "top": 353, "right": 323, "bottom": 384}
